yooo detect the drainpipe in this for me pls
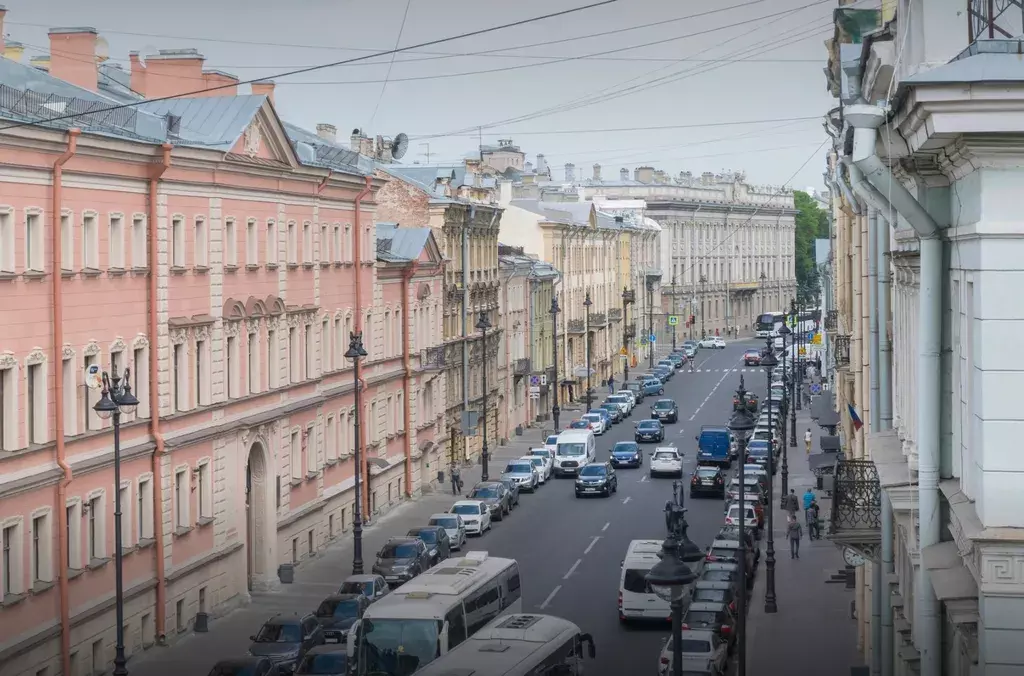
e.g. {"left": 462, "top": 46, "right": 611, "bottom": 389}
{"left": 867, "top": 209, "right": 881, "bottom": 676}
{"left": 52, "top": 128, "right": 79, "bottom": 676}
{"left": 461, "top": 206, "right": 474, "bottom": 461}
{"left": 353, "top": 176, "right": 373, "bottom": 515}
{"left": 147, "top": 142, "right": 172, "bottom": 641}
{"left": 878, "top": 211, "right": 893, "bottom": 430}
{"left": 835, "top": 170, "right": 862, "bottom": 216}
{"left": 848, "top": 103, "right": 941, "bottom": 675}
{"left": 401, "top": 261, "right": 418, "bottom": 496}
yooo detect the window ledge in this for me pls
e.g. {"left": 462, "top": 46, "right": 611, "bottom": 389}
{"left": 170, "top": 266, "right": 187, "bottom": 276}
{"left": 174, "top": 525, "right": 193, "bottom": 538}
{"left": 361, "top": 261, "right": 375, "bottom": 267}
{"left": 246, "top": 263, "right": 260, "bottom": 272}
{"left": 319, "top": 261, "right": 331, "bottom": 269}
{"left": 87, "top": 557, "right": 110, "bottom": 571}
{"left": 0, "top": 271, "right": 17, "bottom": 281}
{"left": 23, "top": 270, "right": 46, "bottom": 279}
{"left": 131, "top": 266, "right": 150, "bottom": 275}
{"left": 2, "top": 592, "right": 26, "bottom": 608}
{"left": 67, "top": 567, "right": 85, "bottom": 581}
{"left": 224, "top": 264, "right": 239, "bottom": 273}
{"left": 324, "top": 458, "right": 339, "bottom": 467}
{"left": 137, "top": 537, "right": 155, "bottom": 551}
{"left": 287, "top": 262, "right": 299, "bottom": 270}
{"left": 30, "top": 580, "right": 55, "bottom": 595}
{"left": 193, "top": 265, "right": 210, "bottom": 275}
{"left": 196, "top": 516, "right": 214, "bottom": 528}
{"left": 108, "top": 266, "right": 127, "bottom": 277}
{"left": 342, "top": 262, "right": 354, "bottom": 268}
{"left": 306, "top": 470, "right": 318, "bottom": 481}
{"left": 121, "top": 546, "right": 136, "bottom": 557}
{"left": 60, "top": 268, "right": 75, "bottom": 278}
{"left": 302, "top": 262, "right": 314, "bottom": 270}
{"left": 266, "top": 263, "right": 279, "bottom": 271}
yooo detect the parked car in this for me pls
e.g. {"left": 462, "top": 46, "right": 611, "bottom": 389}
{"left": 575, "top": 461, "right": 618, "bottom": 498}
{"left": 635, "top": 419, "right": 665, "bottom": 443}
{"left": 544, "top": 434, "right": 560, "bottom": 455}
{"left": 568, "top": 418, "right": 593, "bottom": 430}
{"left": 372, "top": 537, "right": 432, "bottom": 586}
{"left": 313, "top": 594, "right": 370, "bottom": 644}
{"left": 581, "top": 412, "right": 607, "bottom": 435}
{"left": 528, "top": 448, "right": 555, "bottom": 480}
{"left": 247, "top": 612, "right": 325, "bottom": 674}
{"left": 598, "top": 402, "right": 624, "bottom": 424}
{"left": 293, "top": 646, "right": 349, "bottom": 676}
{"left": 427, "top": 513, "right": 467, "bottom": 551}
{"left": 406, "top": 525, "right": 452, "bottom": 566}
{"left": 616, "top": 389, "right": 638, "bottom": 408}
{"left": 337, "top": 574, "right": 389, "bottom": 601}
{"left": 501, "top": 459, "right": 539, "bottom": 492}
{"left": 652, "top": 365, "right": 674, "bottom": 382}
{"left": 622, "top": 381, "right": 647, "bottom": 403}
{"left": 657, "top": 630, "right": 729, "bottom": 676}
{"left": 639, "top": 378, "right": 665, "bottom": 396}
{"left": 606, "top": 393, "right": 633, "bottom": 416}
{"left": 207, "top": 657, "right": 283, "bottom": 676}
{"left": 449, "top": 499, "right": 491, "bottom": 535}
{"left": 467, "top": 481, "right": 512, "bottom": 519}
{"left": 681, "top": 602, "right": 737, "bottom": 654}
{"left": 521, "top": 454, "right": 552, "bottom": 485}
{"left": 500, "top": 477, "right": 521, "bottom": 509}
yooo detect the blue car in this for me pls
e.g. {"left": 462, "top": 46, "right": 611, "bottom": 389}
{"left": 653, "top": 366, "right": 673, "bottom": 382}
{"left": 610, "top": 441, "right": 643, "bottom": 468}
{"left": 640, "top": 379, "right": 664, "bottom": 396}
{"left": 634, "top": 419, "right": 665, "bottom": 443}
{"left": 588, "top": 408, "right": 612, "bottom": 429}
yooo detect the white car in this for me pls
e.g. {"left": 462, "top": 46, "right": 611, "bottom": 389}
{"left": 501, "top": 459, "right": 539, "bottom": 492}
{"left": 521, "top": 454, "right": 550, "bottom": 484}
{"left": 698, "top": 337, "right": 727, "bottom": 349}
{"left": 650, "top": 447, "right": 684, "bottom": 478}
{"left": 658, "top": 630, "right": 729, "bottom": 676}
{"left": 604, "top": 395, "right": 631, "bottom": 417}
{"left": 616, "top": 389, "right": 637, "bottom": 408}
{"left": 581, "top": 413, "right": 606, "bottom": 435}
{"left": 449, "top": 500, "right": 491, "bottom": 536}
{"left": 528, "top": 448, "right": 555, "bottom": 480}
{"left": 427, "top": 513, "right": 468, "bottom": 551}
{"left": 543, "top": 434, "right": 560, "bottom": 456}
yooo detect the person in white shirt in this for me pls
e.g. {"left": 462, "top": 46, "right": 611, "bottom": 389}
{"left": 804, "top": 428, "right": 813, "bottom": 455}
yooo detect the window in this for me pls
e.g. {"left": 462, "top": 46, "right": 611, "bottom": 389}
{"left": 305, "top": 425, "right": 316, "bottom": 475}
{"left": 226, "top": 335, "right": 239, "bottom": 398}
{"left": 2, "top": 523, "right": 21, "bottom": 596}
{"left": 65, "top": 503, "right": 81, "bottom": 570}
{"left": 197, "top": 462, "right": 212, "bottom": 520}
{"left": 267, "top": 330, "right": 278, "bottom": 388}
{"left": 132, "top": 345, "right": 149, "bottom": 419}
{"left": 137, "top": 477, "right": 153, "bottom": 540}
{"left": 119, "top": 484, "right": 132, "bottom": 546}
{"left": 225, "top": 218, "right": 237, "bottom": 267}
{"left": 0, "top": 208, "right": 13, "bottom": 272}
{"left": 344, "top": 225, "right": 353, "bottom": 263}
{"left": 320, "top": 224, "right": 328, "bottom": 262}
{"left": 171, "top": 217, "right": 184, "bottom": 268}
{"left": 246, "top": 219, "right": 258, "bottom": 266}
{"left": 287, "top": 221, "right": 297, "bottom": 264}
{"left": 61, "top": 212, "right": 73, "bottom": 271}
{"left": 108, "top": 214, "right": 124, "bottom": 268}
{"left": 247, "top": 332, "right": 259, "bottom": 394}
{"left": 386, "top": 395, "right": 394, "bottom": 436}
{"left": 87, "top": 495, "right": 103, "bottom": 560}
{"left": 27, "top": 362, "right": 44, "bottom": 445}
{"left": 194, "top": 339, "right": 208, "bottom": 406}
{"left": 325, "top": 415, "right": 336, "bottom": 462}
{"left": 322, "top": 319, "right": 332, "bottom": 372}
{"left": 194, "top": 217, "right": 208, "bottom": 267}
{"left": 174, "top": 469, "right": 189, "bottom": 530}
{"left": 266, "top": 220, "right": 277, "bottom": 265}
{"left": 63, "top": 356, "right": 77, "bottom": 436}
{"left": 396, "top": 392, "right": 404, "bottom": 432}
{"left": 173, "top": 344, "right": 186, "bottom": 412}
{"left": 289, "top": 327, "right": 299, "bottom": 383}
{"left": 305, "top": 324, "right": 314, "bottom": 379}
{"left": 303, "top": 221, "right": 312, "bottom": 263}
{"left": 332, "top": 225, "right": 341, "bottom": 263}
{"left": 370, "top": 401, "right": 379, "bottom": 443}
{"left": 382, "top": 312, "right": 391, "bottom": 359}
{"left": 364, "top": 313, "right": 373, "bottom": 361}
{"left": 445, "top": 605, "right": 467, "bottom": 649}
{"left": 290, "top": 430, "right": 301, "bottom": 479}
{"left": 22, "top": 210, "right": 43, "bottom": 272}
{"left": 131, "top": 216, "right": 146, "bottom": 268}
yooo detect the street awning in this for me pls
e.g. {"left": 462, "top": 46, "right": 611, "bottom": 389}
{"left": 921, "top": 541, "right": 978, "bottom": 601}
{"left": 809, "top": 452, "right": 840, "bottom": 471}
{"left": 820, "top": 435, "right": 841, "bottom": 452}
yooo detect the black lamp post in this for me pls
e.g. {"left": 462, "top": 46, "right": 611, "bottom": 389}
{"left": 93, "top": 366, "right": 140, "bottom": 676}
{"left": 476, "top": 311, "right": 492, "bottom": 481}
{"left": 551, "top": 297, "right": 561, "bottom": 431}
{"left": 670, "top": 275, "right": 678, "bottom": 351}
{"left": 584, "top": 290, "right": 593, "bottom": 411}
{"left": 647, "top": 279, "right": 655, "bottom": 369}
{"left": 646, "top": 531, "right": 698, "bottom": 676}
{"left": 759, "top": 271, "right": 767, "bottom": 317}
{"left": 699, "top": 275, "right": 708, "bottom": 339}
{"left": 759, "top": 343, "right": 779, "bottom": 613}
{"left": 777, "top": 323, "right": 793, "bottom": 497}
{"left": 727, "top": 381, "right": 755, "bottom": 676}
{"left": 344, "top": 332, "right": 368, "bottom": 574}
{"left": 622, "top": 287, "right": 633, "bottom": 383}
{"left": 792, "top": 299, "right": 802, "bottom": 412}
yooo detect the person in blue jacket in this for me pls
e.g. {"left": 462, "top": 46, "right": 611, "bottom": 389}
{"left": 802, "top": 487, "right": 815, "bottom": 511}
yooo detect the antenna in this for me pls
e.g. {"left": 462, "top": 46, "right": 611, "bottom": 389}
{"left": 391, "top": 132, "right": 409, "bottom": 160}
{"left": 95, "top": 37, "right": 110, "bottom": 64}
{"left": 419, "top": 143, "right": 432, "bottom": 164}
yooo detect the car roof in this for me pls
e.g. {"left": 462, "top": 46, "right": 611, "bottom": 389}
{"left": 429, "top": 513, "right": 460, "bottom": 520}
{"left": 676, "top": 629, "right": 718, "bottom": 640}
{"left": 686, "top": 602, "right": 728, "bottom": 613}
{"left": 343, "top": 574, "right": 379, "bottom": 582}
{"left": 407, "top": 526, "right": 443, "bottom": 535}
{"left": 263, "top": 613, "right": 307, "bottom": 625}
{"left": 704, "top": 561, "right": 739, "bottom": 571}
{"left": 696, "top": 466, "right": 720, "bottom": 473}
{"left": 383, "top": 536, "right": 420, "bottom": 545}
{"left": 322, "top": 593, "right": 364, "bottom": 602}
{"left": 710, "top": 539, "right": 742, "bottom": 548}
{"left": 655, "top": 398, "right": 675, "bottom": 404}
{"left": 451, "top": 499, "right": 486, "bottom": 507}
{"left": 637, "top": 419, "right": 660, "bottom": 425}
{"left": 693, "top": 580, "right": 732, "bottom": 590}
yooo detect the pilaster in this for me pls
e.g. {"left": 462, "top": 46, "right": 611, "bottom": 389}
{"left": 978, "top": 544, "right": 1024, "bottom": 675}
{"left": 209, "top": 197, "right": 225, "bottom": 404}
{"left": 155, "top": 193, "right": 172, "bottom": 418}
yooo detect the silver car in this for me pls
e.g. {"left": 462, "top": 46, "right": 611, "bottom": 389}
{"left": 501, "top": 460, "right": 538, "bottom": 492}
{"left": 427, "top": 513, "right": 467, "bottom": 551}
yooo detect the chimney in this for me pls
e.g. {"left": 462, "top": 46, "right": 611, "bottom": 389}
{"left": 620, "top": 168, "right": 629, "bottom": 182}
{"left": 129, "top": 51, "right": 146, "bottom": 94}
{"left": 316, "top": 123, "right": 337, "bottom": 143}
{"left": 564, "top": 163, "right": 575, "bottom": 182}
{"left": 351, "top": 129, "right": 364, "bottom": 152}
{"left": 635, "top": 166, "right": 654, "bottom": 183}
{"left": 376, "top": 135, "right": 392, "bottom": 162}
{"left": 48, "top": 27, "right": 99, "bottom": 92}
{"left": 143, "top": 49, "right": 206, "bottom": 99}
{"left": 593, "top": 163, "right": 602, "bottom": 181}
{"left": 251, "top": 79, "right": 275, "bottom": 105}
{"left": 0, "top": 6, "right": 7, "bottom": 53}
{"left": 524, "top": 161, "right": 533, "bottom": 173}
{"left": 536, "top": 154, "right": 547, "bottom": 174}
{"left": 201, "top": 70, "right": 239, "bottom": 96}
{"left": 29, "top": 55, "right": 50, "bottom": 72}
{"left": 4, "top": 40, "right": 25, "bottom": 62}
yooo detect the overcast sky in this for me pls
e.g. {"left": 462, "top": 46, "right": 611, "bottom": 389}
{"left": 4, "top": 0, "right": 840, "bottom": 190}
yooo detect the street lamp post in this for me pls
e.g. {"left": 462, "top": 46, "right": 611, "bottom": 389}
{"left": 728, "top": 380, "right": 756, "bottom": 676}
{"left": 551, "top": 297, "right": 561, "bottom": 431}
{"left": 647, "top": 279, "right": 655, "bottom": 369}
{"left": 92, "top": 366, "right": 140, "bottom": 676}
{"left": 344, "top": 332, "right": 369, "bottom": 574}
{"left": 759, "top": 271, "right": 767, "bottom": 317}
{"left": 788, "top": 303, "right": 798, "bottom": 448}
{"left": 777, "top": 323, "right": 793, "bottom": 497}
{"left": 622, "top": 287, "right": 633, "bottom": 383}
{"left": 699, "top": 275, "right": 708, "bottom": 339}
{"left": 476, "top": 311, "right": 492, "bottom": 481}
{"left": 584, "top": 290, "right": 593, "bottom": 411}
{"left": 759, "top": 342, "right": 779, "bottom": 613}
{"left": 792, "top": 299, "right": 802, "bottom": 412}
{"left": 671, "top": 275, "right": 678, "bottom": 351}
{"left": 646, "top": 522, "right": 700, "bottom": 676}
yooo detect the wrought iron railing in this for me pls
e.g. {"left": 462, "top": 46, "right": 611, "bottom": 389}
{"left": 590, "top": 313, "right": 607, "bottom": 327}
{"left": 624, "top": 325, "right": 637, "bottom": 339}
{"left": 513, "top": 358, "right": 531, "bottom": 376}
{"left": 834, "top": 334, "right": 851, "bottom": 367}
{"left": 419, "top": 346, "right": 445, "bottom": 371}
{"left": 608, "top": 308, "right": 623, "bottom": 322}
{"left": 567, "top": 319, "right": 585, "bottom": 334}
{"left": 825, "top": 309, "right": 838, "bottom": 332}
{"left": 969, "top": 0, "right": 1024, "bottom": 41}
{"left": 830, "top": 459, "right": 881, "bottom": 533}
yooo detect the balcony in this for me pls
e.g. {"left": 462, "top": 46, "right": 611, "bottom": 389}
{"left": 608, "top": 308, "right": 623, "bottom": 322}
{"left": 589, "top": 312, "right": 607, "bottom": 328}
{"left": 513, "top": 358, "right": 531, "bottom": 377}
{"left": 969, "top": 0, "right": 1024, "bottom": 41}
{"left": 622, "top": 289, "right": 636, "bottom": 304}
{"left": 834, "top": 334, "right": 851, "bottom": 368}
{"left": 828, "top": 458, "right": 881, "bottom": 561}
{"left": 567, "top": 319, "right": 586, "bottom": 334}
{"left": 824, "top": 309, "right": 838, "bottom": 332}
{"left": 419, "top": 346, "right": 445, "bottom": 371}
{"left": 624, "top": 325, "right": 637, "bottom": 339}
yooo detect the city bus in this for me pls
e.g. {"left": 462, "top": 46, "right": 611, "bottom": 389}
{"left": 347, "top": 551, "right": 522, "bottom": 675}
{"left": 414, "top": 613, "right": 597, "bottom": 676}
{"left": 755, "top": 311, "right": 785, "bottom": 338}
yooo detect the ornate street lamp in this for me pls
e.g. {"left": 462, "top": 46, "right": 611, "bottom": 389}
{"left": 622, "top": 287, "right": 633, "bottom": 383}
{"left": 344, "top": 332, "right": 368, "bottom": 574}
{"left": 93, "top": 366, "right": 140, "bottom": 676}
{"left": 476, "top": 311, "right": 492, "bottom": 481}
{"left": 699, "top": 275, "right": 708, "bottom": 339}
{"left": 759, "top": 343, "right": 780, "bottom": 613}
{"left": 646, "top": 533, "right": 698, "bottom": 676}
{"left": 584, "top": 290, "right": 593, "bottom": 411}
{"left": 759, "top": 271, "right": 767, "bottom": 317}
{"left": 551, "top": 297, "right": 561, "bottom": 431}
{"left": 777, "top": 322, "right": 793, "bottom": 497}
{"left": 647, "top": 278, "right": 656, "bottom": 369}
{"left": 728, "top": 380, "right": 755, "bottom": 676}
{"left": 670, "top": 274, "right": 679, "bottom": 351}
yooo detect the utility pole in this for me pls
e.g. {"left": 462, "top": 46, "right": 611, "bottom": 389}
{"left": 671, "top": 275, "right": 678, "bottom": 350}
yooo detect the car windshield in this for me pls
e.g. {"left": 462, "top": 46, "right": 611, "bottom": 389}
{"left": 528, "top": 458, "right": 543, "bottom": 467}
{"left": 506, "top": 463, "right": 532, "bottom": 474}
{"left": 679, "top": 639, "right": 712, "bottom": 654}
{"left": 411, "top": 529, "right": 437, "bottom": 544}
{"left": 451, "top": 504, "right": 480, "bottom": 516}
{"left": 298, "top": 653, "right": 348, "bottom": 675}
{"left": 316, "top": 598, "right": 360, "bottom": 619}
{"left": 569, "top": 420, "right": 589, "bottom": 428}
{"left": 654, "top": 401, "right": 674, "bottom": 410}
{"left": 638, "top": 421, "right": 659, "bottom": 430}
{"left": 338, "top": 581, "right": 375, "bottom": 597}
{"left": 380, "top": 543, "right": 419, "bottom": 559}
{"left": 360, "top": 618, "right": 440, "bottom": 676}
{"left": 546, "top": 436, "right": 559, "bottom": 445}
{"left": 428, "top": 517, "right": 458, "bottom": 529}
{"left": 254, "top": 623, "right": 302, "bottom": 643}
{"left": 582, "top": 415, "right": 602, "bottom": 424}
{"left": 530, "top": 450, "right": 549, "bottom": 457}
{"left": 557, "top": 443, "right": 586, "bottom": 456}
{"left": 600, "top": 404, "right": 616, "bottom": 411}
{"left": 654, "top": 451, "right": 677, "bottom": 460}
{"left": 684, "top": 611, "right": 720, "bottom": 626}
{"left": 207, "top": 666, "right": 258, "bottom": 676}
{"left": 696, "top": 468, "right": 719, "bottom": 477}
{"left": 608, "top": 396, "right": 628, "bottom": 404}
{"left": 613, "top": 442, "right": 638, "bottom": 453}
{"left": 693, "top": 588, "right": 727, "bottom": 602}
{"left": 470, "top": 486, "right": 499, "bottom": 499}
{"left": 580, "top": 465, "right": 606, "bottom": 477}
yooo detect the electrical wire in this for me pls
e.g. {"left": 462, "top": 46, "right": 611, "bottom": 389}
{"left": 366, "top": 0, "right": 412, "bottom": 128}
{"left": 0, "top": 0, "right": 618, "bottom": 133}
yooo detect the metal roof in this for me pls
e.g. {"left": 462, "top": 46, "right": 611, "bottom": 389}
{"left": 903, "top": 41, "right": 1024, "bottom": 85}
{"left": 137, "top": 95, "right": 265, "bottom": 149}
{"left": 375, "top": 223, "right": 432, "bottom": 263}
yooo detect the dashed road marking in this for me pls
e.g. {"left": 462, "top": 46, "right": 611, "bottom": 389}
{"left": 601, "top": 522, "right": 610, "bottom": 532}
{"left": 564, "top": 558, "right": 582, "bottom": 580}
{"left": 639, "top": 475, "right": 649, "bottom": 483}
{"left": 540, "top": 585, "right": 562, "bottom": 609}
{"left": 622, "top": 496, "right": 632, "bottom": 504}
{"left": 584, "top": 536, "right": 602, "bottom": 555}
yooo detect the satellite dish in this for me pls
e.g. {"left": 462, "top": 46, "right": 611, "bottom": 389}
{"left": 95, "top": 36, "right": 110, "bottom": 64}
{"left": 391, "top": 132, "right": 409, "bottom": 160}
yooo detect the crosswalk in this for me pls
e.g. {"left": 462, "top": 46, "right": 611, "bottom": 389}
{"left": 685, "top": 368, "right": 763, "bottom": 373}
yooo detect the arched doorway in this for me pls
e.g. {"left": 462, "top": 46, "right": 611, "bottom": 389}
{"left": 245, "top": 442, "right": 268, "bottom": 592}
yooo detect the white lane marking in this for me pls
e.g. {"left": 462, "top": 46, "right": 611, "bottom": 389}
{"left": 584, "top": 536, "right": 602, "bottom": 555}
{"left": 689, "top": 368, "right": 736, "bottom": 421}
{"left": 540, "top": 585, "right": 562, "bottom": 609}
{"left": 601, "top": 521, "right": 611, "bottom": 532}
{"left": 622, "top": 496, "right": 632, "bottom": 504}
{"left": 639, "top": 474, "right": 649, "bottom": 483}
{"left": 564, "top": 559, "right": 582, "bottom": 580}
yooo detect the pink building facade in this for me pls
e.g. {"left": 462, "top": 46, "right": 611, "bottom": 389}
{"left": 0, "top": 15, "right": 446, "bottom": 676}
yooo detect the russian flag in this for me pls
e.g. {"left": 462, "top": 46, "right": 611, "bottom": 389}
{"left": 848, "top": 404, "right": 864, "bottom": 431}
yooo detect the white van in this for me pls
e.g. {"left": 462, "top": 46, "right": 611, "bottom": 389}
{"left": 552, "top": 430, "right": 596, "bottom": 477}
{"left": 618, "top": 539, "right": 672, "bottom": 622}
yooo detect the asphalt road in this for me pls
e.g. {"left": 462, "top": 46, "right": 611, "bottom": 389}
{"left": 459, "top": 338, "right": 771, "bottom": 676}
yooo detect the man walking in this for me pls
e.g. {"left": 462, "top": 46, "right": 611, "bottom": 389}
{"left": 784, "top": 489, "right": 800, "bottom": 519}
{"left": 806, "top": 498, "right": 821, "bottom": 540}
{"left": 804, "top": 427, "right": 813, "bottom": 455}
{"left": 607, "top": 375, "right": 615, "bottom": 394}
{"left": 450, "top": 461, "right": 462, "bottom": 496}
{"left": 787, "top": 516, "right": 803, "bottom": 559}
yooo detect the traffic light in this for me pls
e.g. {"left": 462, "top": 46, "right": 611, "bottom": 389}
{"left": 689, "top": 315, "right": 695, "bottom": 326}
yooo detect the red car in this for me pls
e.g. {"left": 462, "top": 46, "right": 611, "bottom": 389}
{"left": 743, "top": 350, "right": 761, "bottom": 366}
{"left": 568, "top": 419, "right": 592, "bottom": 430}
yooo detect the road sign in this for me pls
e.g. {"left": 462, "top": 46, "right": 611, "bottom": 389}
{"left": 540, "top": 375, "right": 547, "bottom": 386}
{"left": 668, "top": 315, "right": 679, "bottom": 326}
{"left": 812, "top": 333, "right": 822, "bottom": 345}
{"left": 619, "top": 347, "right": 628, "bottom": 356}
{"left": 530, "top": 376, "right": 540, "bottom": 386}
{"left": 810, "top": 383, "right": 822, "bottom": 395}
{"left": 649, "top": 334, "right": 657, "bottom": 343}
{"left": 529, "top": 386, "right": 541, "bottom": 397}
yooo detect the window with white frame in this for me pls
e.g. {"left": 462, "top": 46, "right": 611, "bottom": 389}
{"left": 386, "top": 395, "right": 394, "bottom": 436}
{"left": 61, "top": 212, "right": 73, "bottom": 271}
{"left": 108, "top": 214, "right": 125, "bottom": 269}
{"left": 322, "top": 318, "right": 331, "bottom": 372}
{"left": 246, "top": 219, "right": 258, "bottom": 266}
{"left": 25, "top": 210, "right": 43, "bottom": 272}
{"left": 226, "top": 334, "right": 239, "bottom": 398}
{"left": 266, "top": 220, "right": 277, "bottom": 266}
{"left": 344, "top": 315, "right": 353, "bottom": 355}
{"left": 305, "top": 425, "right": 315, "bottom": 475}
{"left": 2, "top": 521, "right": 23, "bottom": 597}
{"left": 364, "top": 313, "right": 373, "bottom": 361}
{"left": 396, "top": 391, "right": 404, "bottom": 432}
{"left": 303, "top": 221, "right": 312, "bottom": 264}
{"left": 86, "top": 494, "right": 105, "bottom": 561}
{"left": 83, "top": 353, "right": 100, "bottom": 431}
{"left": 31, "top": 511, "right": 52, "bottom": 586}
{"left": 382, "top": 312, "right": 391, "bottom": 359}
{"left": 344, "top": 225, "right": 352, "bottom": 263}
{"left": 132, "top": 344, "right": 150, "bottom": 419}
{"left": 171, "top": 217, "right": 185, "bottom": 268}
{"left": 66, "top": 502, "right": 82, "bottom": 570}
{"left": 288, "top": 327, "right": 299, "bottom": 383}
{"left": 131, "top": 216, "right": 146, "bottom": 269}
{"left": 287, "top": 221, "right": 297, "bottom": 265}
{"left": 224, "top": 218, "right": 237, "bottom": 267}
{"left": 267, "top": 329, "right": 278, "bottom": 388}
{"left": 172, "top": 343, "right": 187, "bottom": 412}
{"left": 26, "top": 360, "right": 46, "bottom": 445}
{"left": 0, "top": 207, "right": 13, "bottom": 273}
{"left": 110, "top": 348, "right": 124, "bottom": 386}
{"left": 174, "top": 469, "right": 189, "bottom": 530}
{"left": 340, "top": 410, "right": 350, "bottom": 457}
{"left": 333, "top": 318, "right": 343, "bottom": 367}
{"left": 364, "top": 226, "right": 372, "bottom": 261}
{"left": 247, "top": 331, "right": 260, "bottom": 394}
{"left": 194, "top": 217, "right": 208, "bottom": 267}
{"left": 197, "top": 461, "right": 212, "bottom": 520}
{"left": 290, "top": 430, "right": 301, "bottom": 480}
{"left": 319, "top": 223, "right": 328, "bottom": 262}
{"left": 62, "top": 355, "right": 77, "bottom": 436}
{"left": 137, "top": 477, "right": 154, "bottom": 541}
{"left": 305, "top": 324, "right": 314, "bottom": 379}
{"left": 370, "top": 401, "right": 379, "bottom": 443}
{"left": 194, "top": 337, "right": 209, "bottom": 407}
{"left": 118, "top": 483, "right": 132, "bottom": 547}
{"left": 332, "top": 225, "right": 341, "bottom": 264}
{"left": 325, "top": 415, "right": 336, "bottom": 462}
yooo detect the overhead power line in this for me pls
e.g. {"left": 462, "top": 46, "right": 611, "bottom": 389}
{"left": 421, "top": 116, "right": 821, "bottom": 137}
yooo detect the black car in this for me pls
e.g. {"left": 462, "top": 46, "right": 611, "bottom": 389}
{"left": 371, "top": 537, "right": 432, "bottom": 586}
{"left": 468, "top": 481, "right": 511, "bottom": 520}
{"left": 599, "top": 402, "right": 623, "bottom": 424}
{"left": 500, "top": 477, "right": 521, "bottom": 508}
{"left": 651, "top": 398, "right": 679, "bottom": 424}
{"left": 575, "top": 461, "right": 618, "bottom": 498}
{"left": 248, "top": 613, "right": 324, "bottom": 674}
{"left": 406, "top": 526, "right": 451, "bottom": 567}
{"left": 690, "top": 465, "right": 725, "bottom": 498}
{"left": 609, "top": 441, "right": 643, "bottom": 468}
{"left": 634, "top": 419, "right": 665, "bottom": 443}
{"left": 207, "top": 657, "right": 283, "bottom": 676}
{"left": 313, "top": 594, "right": 369, "bottom": 644}
{"left": 294, "top": 645, "right": 350, "bottom": 676}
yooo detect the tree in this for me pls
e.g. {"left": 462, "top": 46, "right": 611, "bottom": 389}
{"left": 792, "top": 190, "right": 825, "bottom": 302}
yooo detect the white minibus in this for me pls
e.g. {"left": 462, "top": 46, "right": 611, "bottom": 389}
{"left": 552, "top": 429, "right": 596, "bottom": 477}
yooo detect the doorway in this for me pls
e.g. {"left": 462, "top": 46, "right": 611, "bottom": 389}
{"left": 245, "top": 442, "right": 268, "bottom": 592}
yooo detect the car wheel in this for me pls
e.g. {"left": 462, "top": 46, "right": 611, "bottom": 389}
{"left": 658, "top": 389, "right": 664, "bottom": 395}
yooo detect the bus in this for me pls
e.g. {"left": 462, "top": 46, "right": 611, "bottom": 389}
{"left": 347, "top": 551, "right": 522, "bottom": 676}
{"left": 755, "top": 311, "right": 785, "bottom": 338}
{"left": 414, "top": 613, "right": 597, "bottom": 676}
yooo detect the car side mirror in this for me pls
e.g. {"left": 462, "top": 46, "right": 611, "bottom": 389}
{"left": 249, "top": 635, "right": 257, "bottom": 641}
{"left": 376, "top": 550, "right": 383, "bottom": 558}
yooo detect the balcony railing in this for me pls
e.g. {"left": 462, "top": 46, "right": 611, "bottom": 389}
{"left": 513, "top": 358, "right": 531, "bottom": 377}
{"left": 567, "top": 319, "right": 586, "bottom": 334}
{"left": 624, "top": 325, "right": 637, "bottom": 339}
{"left": 828, "top": 458, "right": 881, "bottom": 561}
{"left": 824, "top": 309, "right": 838, "bottom": 332}
{"left": 969, "top": 0, "right": 1024, "bottom": 41}
{"left": 834, "top": 334, "right": 851, "bottom": 368}
{"left": 590, "top": 312, "right": 607, "bottom": 328}
{"left": 608, "top": 308, "right": 623, "bottom": 322}
{"left": 419, "top": 346, "right": 445, "bottom": 371}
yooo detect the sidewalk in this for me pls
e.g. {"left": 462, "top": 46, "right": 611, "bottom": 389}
{"left": 746, "top": 404, "right": 865, "bottom": 676}
{"left": 130, "top": 429, "right": 550, "bottom": 676}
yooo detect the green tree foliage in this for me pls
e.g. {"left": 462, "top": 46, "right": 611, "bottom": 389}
{"left": 793, "top": 190, "right": 826, "bottom": 301}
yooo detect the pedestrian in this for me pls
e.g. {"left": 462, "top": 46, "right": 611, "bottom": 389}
{"left": 802, "top": 487, "right": 815, "bottom": 511}
{"left": 787, "top": 515, "right": 803, "bottom": 558}
{"left": 804, "top": 427, "right": 813, "bottom": 455}
{"left": 784, "top": 489, "right": 800, "bottom": 517}
{"left": 607, "top": 375, "right": 615, "bottom": 394}
{"left": 806, "top": 499, "right": 821, "bottom": 540}
{"left": 450, "top": 462, "right": 462, "bottom": 496}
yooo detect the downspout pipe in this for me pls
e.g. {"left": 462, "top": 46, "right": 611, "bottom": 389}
{"left": 52, "top": 128, "right": 79, "bottom": 676}
{"left": 401, "top": 261, "right": 418, "bottom": 496}
{"left": 867, "top": 207, "right": 881, "bottom": 676}
{"left": 148, "top": 143, "right": 172, "bottom": 641}
{"left": 353, "top": 176, "right": 373, "bottom": 515}
{"left": 878, "top": 213, "right": 892, "bottom": 429}
{"left": 848, "top": 103, "right": 942, "bottom": 674}
{"left": 461, "top": 206, "right": 474, "bottom": 461}
{"left": 835, "top": 171, "right": 862, "bottom": 215}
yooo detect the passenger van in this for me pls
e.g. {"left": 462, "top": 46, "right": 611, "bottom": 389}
{"left": 413, "top": 613, "right": 596, "bottom": 676}
{"left": 619, "top": 540, "right": 676, "bottom": 622}
{"left": 552, "top": 429, "right": 596, "bottom": 477}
